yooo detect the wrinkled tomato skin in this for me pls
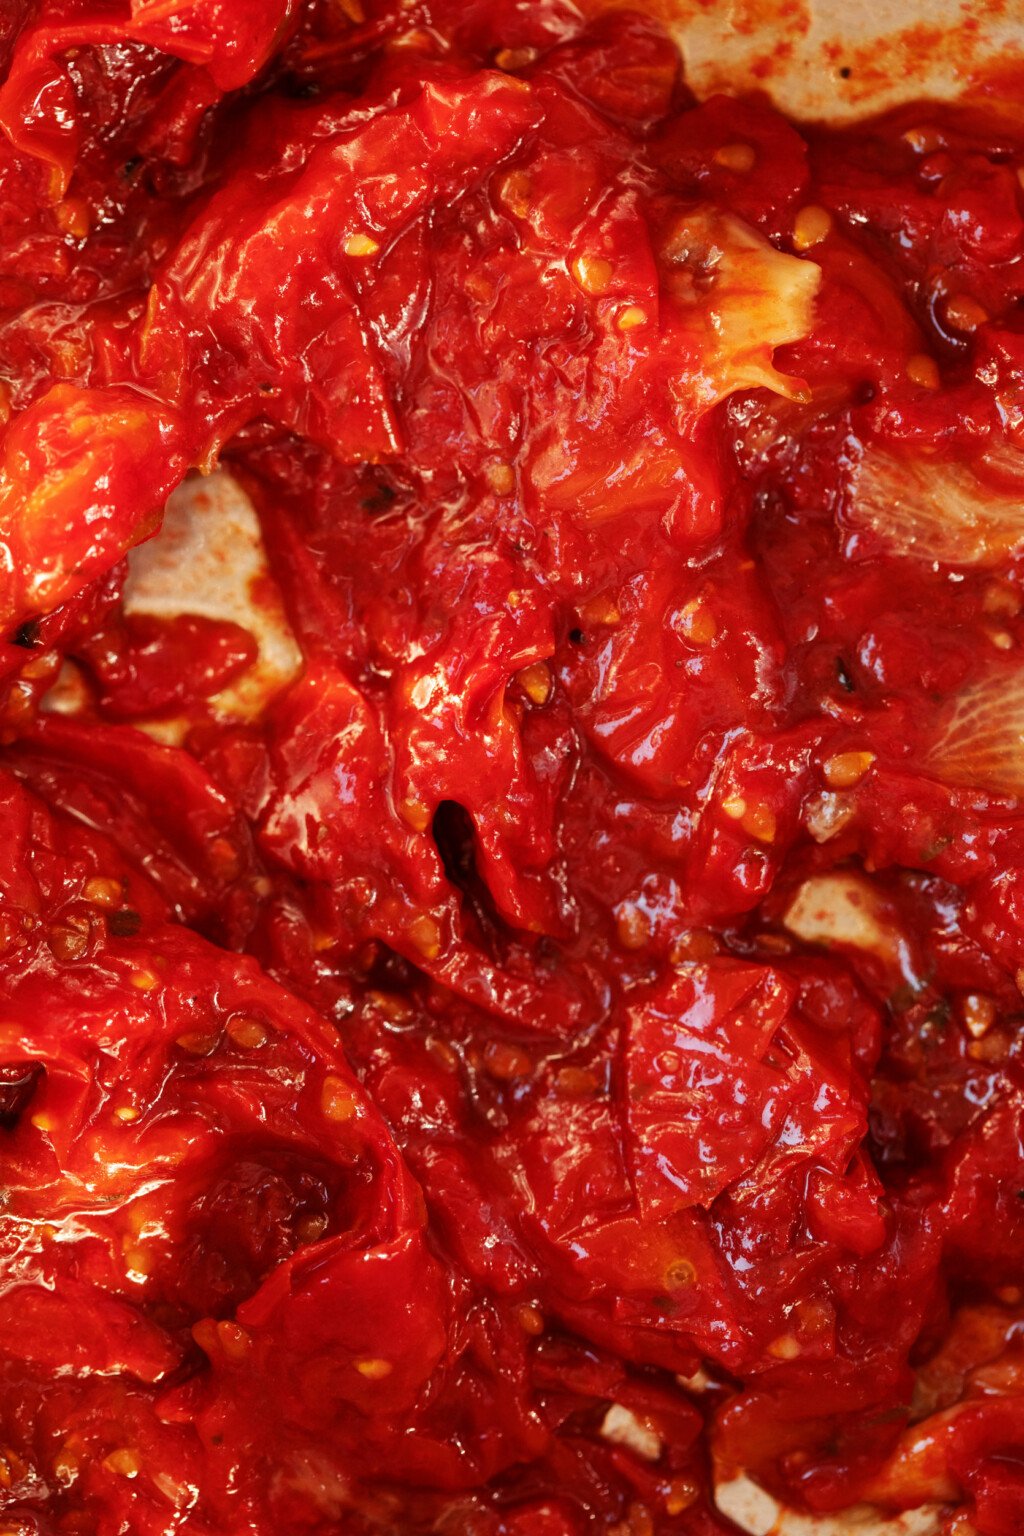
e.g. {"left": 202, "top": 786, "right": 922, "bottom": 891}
{"left": 0, "top": 2, "right": 1022, "bottom": 1534}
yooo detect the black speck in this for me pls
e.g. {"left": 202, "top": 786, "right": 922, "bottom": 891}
{"left": 839, "top": 65, "right": 852, "bottom": 79}
{"left": 923, "top": 1000, "right": 951, "bottom": 1035}
{"left": 107, "top": 909, "right": 142, "bottom": 938}
{"left": 123, "top": 156, "right": 142, "bottom": 177}
{"left": 361, "top": 481, "right": 397, "bottom": 513}
{"left": 11, "top": 619, "right": 40, "bottom": 649}
{"left": 568, "top": 627, "right": 585, "bottom": 646}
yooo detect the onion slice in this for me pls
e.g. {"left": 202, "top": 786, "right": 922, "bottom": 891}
{"left": 845, "top": 445, "right": 1024, "bottom": 567}
{"left": 927, "top": 667, "right": 1024, "bottom": 797}
{"left": 714, "top": 1472, "right": 941, "bottom": 1536}
{"left": 663, "top": 206, "right": 820, "bottom": 407}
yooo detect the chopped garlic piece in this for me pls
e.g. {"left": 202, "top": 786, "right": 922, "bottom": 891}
{"left": 784, "top": 874, "right": 891, "bottom": 955}
{"left": 785, "top": 873, "right": 927, "bottom": 996}
{"left": 676, "top": 1367, "right": 712, "bottom": 1394}
{"left": 783, "top": 872, "right": 917, "bottom": 974}
{"left": 600, "top": 1403, "right": 661, "bottom": 1462}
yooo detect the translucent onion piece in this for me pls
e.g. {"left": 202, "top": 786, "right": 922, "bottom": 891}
{"left": 663, "top": 206, "right": 820, "bottom": 407}
{"left": 846, "top": 446, "right": 1024, "bottom": 566}
{"left": 927, "top": 669, "right": 1024, "bottom": 796}
{"left": 977, "top": 433, "right": 1024, "bottom": 494}
{"left": 714, "top": 1473, "right": 941, "bottom": 1536}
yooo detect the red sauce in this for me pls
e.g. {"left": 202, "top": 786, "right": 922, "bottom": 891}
{"left": 0, "top": 4, "right": 1022, "bottom": 1534}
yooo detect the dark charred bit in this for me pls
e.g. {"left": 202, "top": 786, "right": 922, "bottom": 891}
{"left": 431, "top": 799, "right": 509, "bottom": 953}
{"left": 568, "top": 627, "right": 585, "bottom": 646}
{"left": 361, "top": 480, "right": 398, "bottom": 513}
{"left": 107, "top": 909, "right": 143, "bottom": 938}
{"left": 0, "top": 1063, "right": 44, "bottom": 1129}
{"left": 432, "top": 799, "right": 476, "bottom": 891}
{"left": 11, "top": 619, "right": 41, "bottom": 649}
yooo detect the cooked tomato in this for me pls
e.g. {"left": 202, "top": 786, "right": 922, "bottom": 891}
{"left": 0, "top": 4, "right": 1022, "bottom": 1534}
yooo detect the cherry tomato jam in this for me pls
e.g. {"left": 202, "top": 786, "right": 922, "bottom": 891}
{"left": 0, "top": 3, "right": 1023, "bottom": 1534}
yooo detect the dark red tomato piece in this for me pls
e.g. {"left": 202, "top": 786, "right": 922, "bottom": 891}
{"left": 0, "top": 768, "right": 443, "bottom": 1531}
{"left": 76, "top": 612, "right": 258, "bottom": 718}
{"left": 652, "top": 93, "right": 811, "bottom": 235}
{"left": 625, "top": 959, "right": 865, "bottom": 1215}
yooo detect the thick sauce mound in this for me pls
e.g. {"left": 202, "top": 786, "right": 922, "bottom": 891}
{"left": 0, "top": 4, "right": 1022, "bottom": 1534}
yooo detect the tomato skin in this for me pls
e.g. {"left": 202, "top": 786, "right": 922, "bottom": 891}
{"left": 1, "top": 3, "right": 1024, "bottom": 1533}
{"left": 0, "top": 770, "right": 512, "bottom": 1526}
{"left": 960, "top": 1454, "right": 1024, "bottom": 1536}
{"left": 652, "top": 93, "right": 811, "bottom": 236}
{"left": 77, "top": 613, "right": 258, "bottom": 718}
{"left": 0, "top": 383, "right": 187, "bottom": 626}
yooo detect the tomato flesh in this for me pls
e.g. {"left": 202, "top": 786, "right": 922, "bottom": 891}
{"left": 0, "top": 4, "right": 1023, "bottom": 1534}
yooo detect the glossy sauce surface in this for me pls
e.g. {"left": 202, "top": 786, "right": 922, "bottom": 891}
{"left": 0, "top": 4, "right": 1023, "bottom": 1534}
